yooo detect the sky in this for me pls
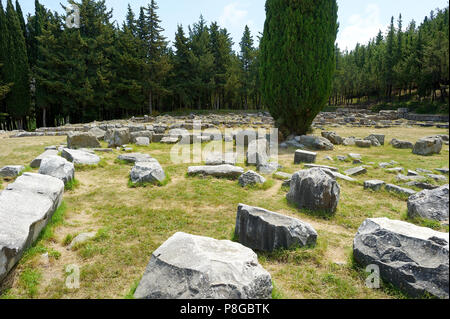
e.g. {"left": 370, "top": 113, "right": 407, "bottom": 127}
{"left": 9, "top": 0, "right": 450, "bottom": 52}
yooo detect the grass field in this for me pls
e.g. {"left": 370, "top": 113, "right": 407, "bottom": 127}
{"left": 0, "top": 125, "right": 448, "bottom": 299}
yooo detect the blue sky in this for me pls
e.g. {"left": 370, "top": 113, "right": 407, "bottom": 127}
{"left": 9, "top": 0, "right": 450, "bottom": 51}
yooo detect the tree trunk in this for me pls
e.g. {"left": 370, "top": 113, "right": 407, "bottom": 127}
{"left": 149, "top": 90, "right": 153, "bottom": 115}
{"left": 42, "top": 107, "right": 47, "bottom": 128}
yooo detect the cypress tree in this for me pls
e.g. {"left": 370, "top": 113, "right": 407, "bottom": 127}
{"left": 15, "top": 0, "right": 26, "bottom": 39}
{"left": 4, "top": 0, "right": 31, "bottom": 128}
{"left": 260, "top": 0, "right": 338, "bottom": 137}
{"left": 0, "top": 1, "right": 9, "bottom": 67}
{"left": 0, "top": 3, "right": 12, "bottom": 103}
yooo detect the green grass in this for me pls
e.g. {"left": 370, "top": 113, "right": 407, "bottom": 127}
{"left": 0, "top": 125, "right": 447, "bottom": 299}
{"left": 65, "top": 178, "right": 80, "bottom": 191}
{"left": 402, "top": 212, "right": 449, "bottom": 232}
{"left": 19, "top": 268, "right": 42, "bottom": 298}
{"left": 241, "top": 179, "right": 275, "bottom": 190}
{"left": 124, "top": 280, "right": 139, "bottom": 299}
{"left": 127, "top": 174, "right": 171, "bottom": 188}
{"left": 114, "top": 158, "right": 133, "bottom": 165}
{"left": 75, "top": 159, "right": 108, "bottom": 171}
{"left": 271, "top": 281, "right": 286, "bottom": 299}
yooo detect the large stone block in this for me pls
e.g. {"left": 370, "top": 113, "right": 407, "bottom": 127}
{"left": 407, "top": 185, "right": 449, "bottom": 222}
{"left": 67, "top": 132, "right": 100, "bottom": 149}
{"left": 188, "top": 165, "right": 244, "bottom": 179}
{"left": 134, "top": 232, "right": 272, "bottom": 299}
{"left": 287, "top": 168, "right": 340, "bottom": 215}
{"left": 413, "top": 137, "right": 443, "bottom": 156}
{"left": 235, "top": 204, "right": 317, "bottom": 252}
{"left": 353, "top": 218, "right": 449, "bottom": 299}
{"left": 0, "top": 173, "right": 64, "bottom": 284}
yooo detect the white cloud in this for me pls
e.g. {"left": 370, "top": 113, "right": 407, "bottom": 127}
{"left": 337, "top": 4, "right": 387, "bottom": 51}
{"left": 219, "top": 2, "right": 250, "bottom": 28}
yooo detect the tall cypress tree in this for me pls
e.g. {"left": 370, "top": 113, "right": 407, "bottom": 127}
{"left": 4, "top": 0, "right": 31, "bottom": 128}
{"left": 260, "top": 0, "right": 338, "bottom": 136}
{"left": 15, "top": 0, "right": 26, "bottom": 39}
{"left": 0, "top": 1, "right": 9, "bottom": 68}
{"left": 0, "top": 3, "right": 12, "bottom": 103}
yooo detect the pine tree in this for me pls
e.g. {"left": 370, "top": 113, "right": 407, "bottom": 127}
{"left": 239, "top": 25, "right": 255, "bottom": 109}
{"left": 210, "top": 22, "right": 233, "bottom": 109}
{"left": 141, "top": 0, "right": 171, "bottom": 114}
{"left": 172, "top": 24, "right": 193, "bottom": 108}
{"left": 384, "top": 17, "right": 396, "bottom": 99}
{"left": 124, "top": 4, "right": 136, "bottom": 36}
{"left": 112, "top": 5, "right": 145, "bottom": 118}
{"left": 189, "top": 15, "right": 214, "bottom": 109}
{"left": 260, "top": 0, "right": 338, "bottom": 136}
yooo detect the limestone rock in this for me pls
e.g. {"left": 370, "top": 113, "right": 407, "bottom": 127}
{"left": 294, "top": 150, "right": 317, "bottom": 164}
{"left": 67, "top": 132, "right": 100, "bottom": 149}
{"left": 134, "top": 232, "right": 273, "bottom": 299}
{"left": 61, "top": 148, "right": 101, "bottom": 166}
{"left": 413, "top": 137, "right": 443, "bottom": 156}
{"left": 188, "top": 165, "right": 244, "bottom": 179}
{"left": 38, "top": 156, "right": 74, "bottom": 184}
{"left": 107, "top": 128, "right": 131, "bottom": 148}
{"left": 297, "top": 135, "right": 334, "bottom": 151}
{"left": 353, "top": 218, "right": 449, "bottom": 299}
{"left": 287, "top": 168, "right": 340, "bottom": 215}
{"left": 130, "top": 161, "right": 166, "bottom": 184}
{"left": 135, "top": 137, "right": 150, "bottom": 146}
{"left": 88, "top": 127, "right": 106, "bottom": 140}
{"left": 321, "top": 132, "right": 343, "bottom": 145}
{"left": 0, "top": 165, "right": 25, "bottom": 178}
{"left": 364, "top": 180, "right": 385, "bottom": 191}
{"left": 385, "top": 184, "right": 416, "bottom": 196}
{"left": 30, "top": 150, "right": 59, "bottom": 168}
{"left": 205, "top": 152, "right": 237, "bottom": 166}
{"left": 117, "top": 153, "right": 154, "bottom": 163}
{"left": 355, "top": 139, "right": 372, "bottom": 148}
{"left": 235, "top": 204, "right": 317, "bottom": 252}
{"left": 344, "top": 166, "right": 367, "bottom": 176}
{"left": 0, "top": 173, "right": 64, "bottom": 284}
{"left": 390, "top": 138, "right": 414, "bottom": 149}
{"left": 407, "top": 185, "right": 449, "bottom": 221}
{"left": 238, "top": 171, "right": 266, "bottom": 187}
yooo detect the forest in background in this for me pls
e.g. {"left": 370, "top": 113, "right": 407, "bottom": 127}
{"left": 332, "top": 8, "right": 449, "bottom": 113}
{"left": 0, "top": 0, "right": 448, "bottom": 130}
